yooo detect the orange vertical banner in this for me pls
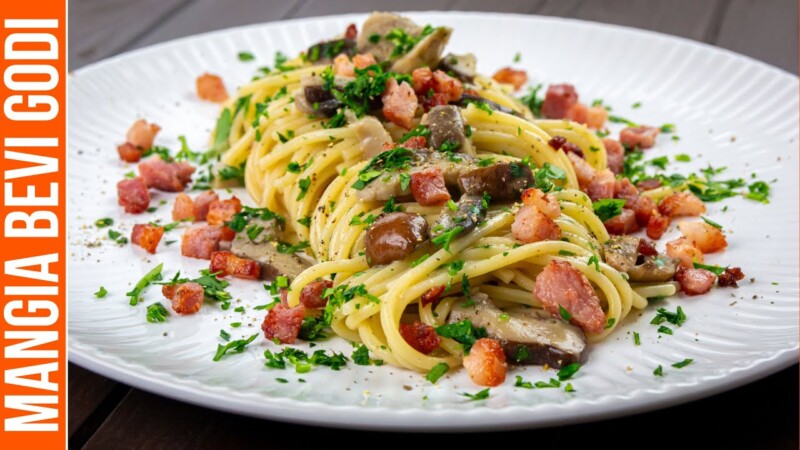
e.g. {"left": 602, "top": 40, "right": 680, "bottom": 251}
{"left": 0, "top": 0, "right": 67, "bottom": 448}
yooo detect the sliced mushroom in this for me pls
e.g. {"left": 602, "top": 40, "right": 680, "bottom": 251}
{"left": 306, "top": 38, "right": 356, "bottom": 64}
{"left": 430, "top": 194, "right": 486, "bottom": 239}
{"left": 352, "top": 116, "right": 394, "bottom": 159}
{"left": 628, "top": 255, "right": 679, "bottom": 282}
{"left": 355, "top": 150, "right": 477, "bottom": 202}
{"left": 295, "top": 74, "right": 345, "bottom": 118}
{"left": 449, "top": 292, "right": 587, "bottom": 368}
{"left": 229, "top": 216, "right": 310, "bottom": 280}
{"left": 357, "top": 12, "right": 422, "bottom": 61}
{"left": 603, "top": 236, "right": 679, "bottom": 282}
{"left": 602, "top": 236, "right": 640, "bottom": 273}
{"left": 425, "top": 105, "right": 471, "bottom": 153}
{"left": 230, "top": 237, "right": 311, "bottom": 281}
{"left": 456, "top": 93, "right": 519, "bottom": 116}
{"left": 365, "top": 212, "right": 429, "bottom": 266}
{"left": 458, "top": 162, "right": 533, "bottom": 201}
{"left": 390, "top": 27, "right": 453, "bottom": 74}
{"left": 437, "top": 53, "right": 477, "bottom": 82}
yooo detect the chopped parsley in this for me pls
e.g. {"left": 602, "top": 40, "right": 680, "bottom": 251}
{"left": 145, "top": 302, "right": 169, "bottom": 323}
{"left": 94, "top": 286, "right": 108, "bottom": 298}
{"left": 431, "top": 226, "right": 464, "bottom": 252}
{"left": 95, "top": 217, "right": 113, "bottom": 228}
{"left": 237, "top": 51, "right": 255, "bottom": 61}
{"left": 276, "top": 240, "right": 310, "bottom": 254}
{"left": 514, "top": 376, "right": 534, "bottom": 389}
{"left": 226, "top": 205, "right": 286, "bottom": 233}
{"left": 693, "top": 262, "right": 727, "bottom": 276}
{"left": 533, "top": 163, "right": 566, "bottom": 192}
{"left": 588, "top": 255, "right": 600, "bottom": 271}
{"left": 126, "top": 263, "right": 163, "bottom": 306}
{"left": 352, "top": 147, "right": 414, "bottom": 190}
{"left": 383, "top": 197, "right": 402, "bottom": 213}
{"left": 675, "top": 154, "right": 691, "bottom": 162}
{"left": 651, "top": 306, "right": 686, "bottom": 326}
{"left": 435, "top": 319, "right": 488, "bottom": 353}
{"left": 657, "top": 325, "right": 673, "bottom": 335}
{"left": 385, "top": 25, "right": 436, "bottom": 58}
{"left": 559, "top": 305, "right": 572, "bottom": 322}
{"left": 519, "top": 84, "right": 544, "bottom": 116}
{"left": 557, "top": 363, "right": 581, "bottom": 381}
{"left": 672, "top": 358, "right": 694, "bottom": 369}
{"left": 605, "top": 317, "right": 616, "bottom": 329}
{"left": 410, "top": 254, "right": 430, "bottom": 267}
{"left": 213, "top": 334, "right": 258, "bottom": 361}
{"left": 264, "top": 347, "right": 348, "bottom": 371}
{"left": 592, "top": 199, "right": 625, "bottom": 221}
{"left": 399, "top": 125, "right": 430, "bottom": 143}
{"left": 297, "top": 216, "right": 312, "bottom": 227}
{"left": 296, "top": 177, "right": 311, "bottom": 200}
{"left": 633, "top": 332, "right": 641, "bottom": 346}
{"left": 653, "top": 365, "right": 664, "bottom": 377}
{"left": 461, "top": 388, "right": 490, "bottom": 401}
{"left": 426, "top": 362, "right": 450, "bottom": 384}
{"left": 608, "top": 115, "right": 638, "bottom": 127}
{"left": 745, "top": 180, "right": 770, "bottom": 203}
{"left": 701, "top": 216, "right": 723, "bottom": 229}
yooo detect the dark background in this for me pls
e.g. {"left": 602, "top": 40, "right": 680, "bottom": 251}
{"left": 68, "top": 1, "right": 799, "bottom": 448}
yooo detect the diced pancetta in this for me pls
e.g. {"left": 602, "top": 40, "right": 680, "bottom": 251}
{"left": 139, "top": 157, "right": 195, "bottom": 192}
{"left": 382, "top": 78, "right": 418, "bottom": 129}
{"left": 181, "top": 225, "right": 223, "bottom": 260}
{"left": 299, "top": 280, "right": 333, "bottom": 309}
{"left": 658, "top": 192, "right": 706, "bottom": 218}
{"left": 492, "top": 67, "right": 528, "bottom": 91}
{"left": 162, "top": 282, "right": 204, "bottom": 315}
{"left": 117, "top": 178, "right": 151, "bottom": 214}
{"left": 534, "top": 260, "right": 606, "bottom": 334}
{"left": 512, "top": 204, "right": 562, "bottom": 243}
{"left": 674, "top": 266, "right": 716, "bottom": 296}
{"left": 541, "top": 84, "right": 578, "bottom": 119}
{"left": 131, "top": 224, "right": 164, "bottom": 254}
{"left": 587, "top": 169, "right": 615, "bottom": 202}
{"left": 261, "top": 303, "right": 305, "bottom": 344}
{"left": 410, "top": 167, "right": 450, "bottom": 206}
{"left": 620, "top": 125, "right": 659, "bottom": 150}
{"left": 462, "top": 338, "right": 507, "bottom": 387}
{"left": 126, "top": 119, "right": 160, "bottom": 150}
{"left": 196, "top": 73, "right": 228, "bottom": 103}
{"left": 666, "top": 237, "right": 704, "bottom": 268}
{"left": 602, "top": 138, "right": 624, "bottom": 175}
{"left": 399, "top": 321, "right": 441, "bottom": 355}
{"left": 677, "top": 221, "right": 727, "bottom": 253}
{"left": 209, "top": 251, "right": 261, "bottom": 280}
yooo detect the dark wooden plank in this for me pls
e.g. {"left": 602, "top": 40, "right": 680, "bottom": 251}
{"left": 131, "top": 0, "right": 302, "bottom": 50}
{"left": 716, "top": 0, "right": 798, "bottom": 73}
{"left": 449, "top": 0, "right": 545, "bottom": 13}
{"left": 68, "top": 0, "right": 192, "bottom": 69}
{"left": 81, "top": 388, "right": 560, "bottom": 450}
{"left": 67, "top": 364, "right": 126, "bottom": 438}
{"left": 82, "top": 365, "right": 797, "bottom": 449}
{"left": 291, "top": 0, "right": 457, "bottom": 18}
{"left": 537, "top": 0, "right": 724, "bottom": 41}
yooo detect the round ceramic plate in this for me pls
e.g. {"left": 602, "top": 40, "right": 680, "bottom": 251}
{"left": 68, "top": 12, "right": 799, "bottom": 431}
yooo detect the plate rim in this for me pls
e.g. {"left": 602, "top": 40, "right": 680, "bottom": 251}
{"left": 67, "top": 10, "right": 800, "bottom": 431}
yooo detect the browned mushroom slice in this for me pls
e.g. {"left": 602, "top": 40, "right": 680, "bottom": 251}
{"left": 448, "top": 293, "right": 587, "bottom": 368}
{"left": 365, "top": 212, "right": 429, "bottom": 266}
{"left": 603, "top": 236, "right": 679, "bottom": 282}
{"left": 458, "top": 162, "right": 533, "bottom": 201}
{"left": 437, "top": 53, "right": 477, "bottom": 82}
{"left": 427, "top": 105, "right": 469, "bottom": 152}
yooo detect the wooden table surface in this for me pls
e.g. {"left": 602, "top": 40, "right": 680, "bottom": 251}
{"left": 68, "top": 1, "right": 799, "bottom": 448}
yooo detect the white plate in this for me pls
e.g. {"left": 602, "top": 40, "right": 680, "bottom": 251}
{"left": 68, "top": 12, "right": 799, "bottom": 431}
